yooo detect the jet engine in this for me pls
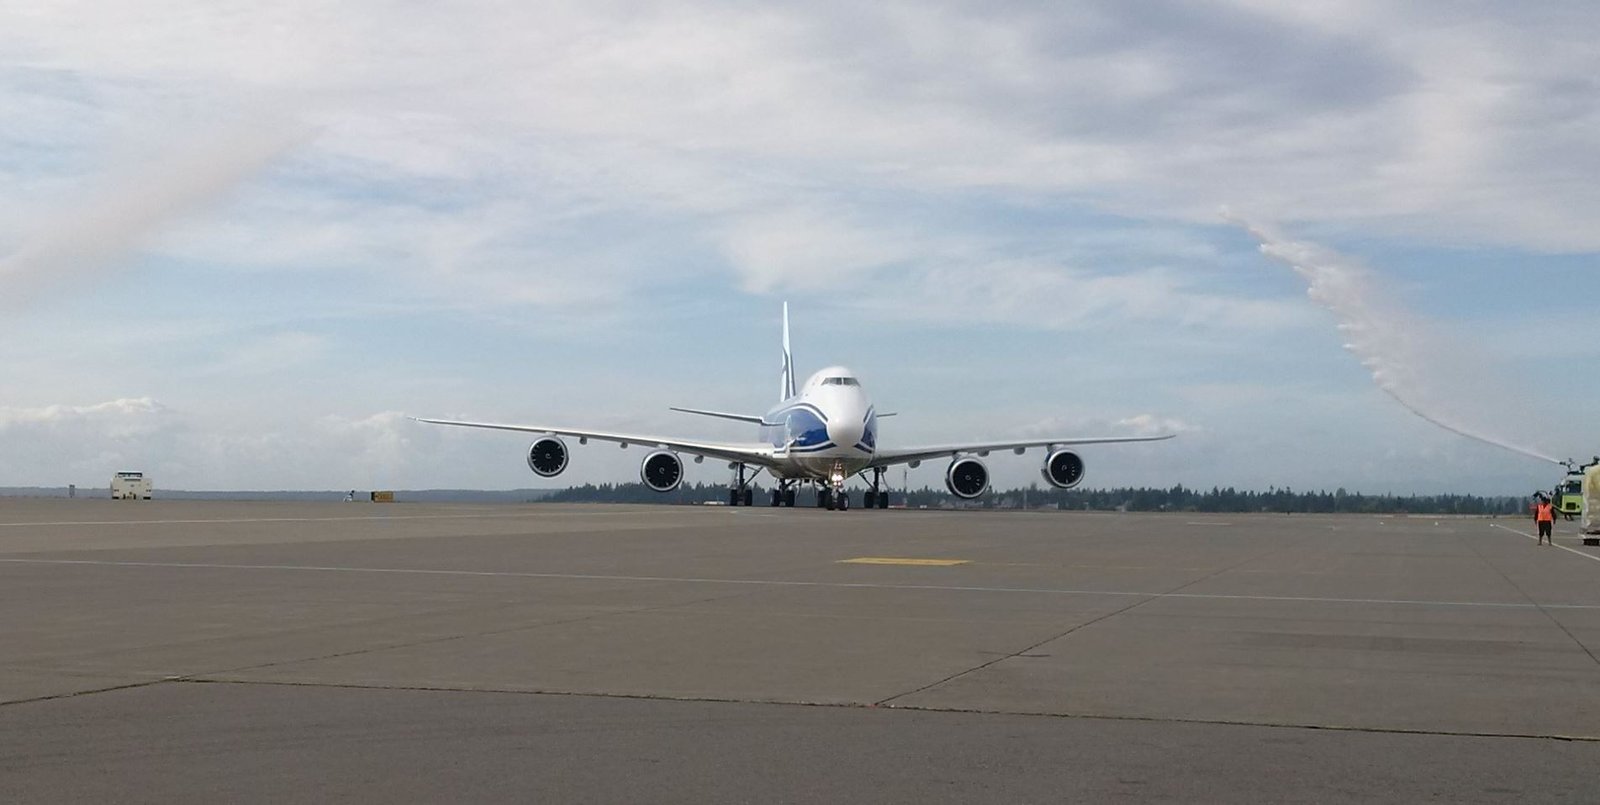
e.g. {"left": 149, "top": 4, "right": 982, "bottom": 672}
{"left": 945, "top": 457, "right": 989, "bottom": 500}
{"left": 1041, "top": 449, "right": 1086, "bottom": 489}
{"left": 526, "top": 437, "right": 569, "bottom": 477}
{"left": 640, "top": 450, "right": 685, "bottom": 492}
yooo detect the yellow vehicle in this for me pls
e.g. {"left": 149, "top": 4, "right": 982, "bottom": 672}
{"left": 1557, "top": 458, "right": 1598, "bottom": 521}
{"left": 1557, "top": 476, "right": 1583, "bottom": 519}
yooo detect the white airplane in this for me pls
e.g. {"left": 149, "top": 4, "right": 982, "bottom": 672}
{"left": 416, "top": 304, "right": 1174, "bottom": 510}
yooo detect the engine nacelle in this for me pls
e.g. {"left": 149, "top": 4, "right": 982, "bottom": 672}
{"left": 945, "top": 457, "right": 989, "bottom": 500}
{"left": 1042, "top": 449, "right": 1086, "bottom": 489}
{"left": 526, "top": 437, "right": 569, "bottom": 477}
{"left": 640, "top": 450, "right": 685, "bottom": 492}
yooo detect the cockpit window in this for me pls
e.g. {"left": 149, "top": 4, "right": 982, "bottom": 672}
{"left": 822, "top": 377, "right": 859, "bottom": 386}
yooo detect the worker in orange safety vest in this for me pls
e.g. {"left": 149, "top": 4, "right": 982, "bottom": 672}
{"left": 1535, "top": 497, "right": 1556, "bottom": 545}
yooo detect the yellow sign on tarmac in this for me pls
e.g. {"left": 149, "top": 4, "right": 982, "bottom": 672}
{"left": 838, "top": 557, "right": 970, "bottom": 566}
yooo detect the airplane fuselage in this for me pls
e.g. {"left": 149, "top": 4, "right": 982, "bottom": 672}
{"left": 758, "top": 365, "right": 877, "bottom": 483}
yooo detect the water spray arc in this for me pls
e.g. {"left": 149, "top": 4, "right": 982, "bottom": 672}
{"left": 0, "top": 118, "right": 311, "bottom": 310}
{"left": 1224, "top": 210, "right": 1562, "bottom": 466}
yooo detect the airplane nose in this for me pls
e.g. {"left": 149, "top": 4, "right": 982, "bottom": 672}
{"left": 829, "top": 418, "right": 864, "bottom": 448}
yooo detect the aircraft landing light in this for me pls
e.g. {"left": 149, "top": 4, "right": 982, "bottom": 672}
{"left": 838, "top": 557, "right": 970, "bottom": 566}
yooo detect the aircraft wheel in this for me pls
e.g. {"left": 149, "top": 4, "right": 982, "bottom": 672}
{"left": 817, "top": 489, "right": 831, "bottom": 509}
{"left": 729, "top": 489, "right": 740, "bottom": 506}
{"left": 784, "top": 489, "right": 797, "bottom": 507}
{"left": 770, "top": 489, "right": 782, "bottom": 507}
{"left": 838, "top": 493, "right": 849, "bottom": 511}
{"left": 743, "top": 488, "right": 754, "bottom": 507}
{"left": 877, "top": 492, "right": 889, "bottom": 509}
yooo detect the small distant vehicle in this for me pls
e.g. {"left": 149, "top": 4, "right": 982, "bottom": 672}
{"left": 110, "top": 471, "right": 152, "bottom": 500}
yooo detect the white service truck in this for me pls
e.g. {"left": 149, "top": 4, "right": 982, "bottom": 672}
{"left": 110, "top": 471, "right": 152, "bottom": 500}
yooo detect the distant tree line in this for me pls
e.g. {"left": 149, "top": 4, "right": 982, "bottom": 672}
{"left": 547, "top": 482, "right": 1530, "bottom": 515}
{"left": 548, "top": 482, "right": 736, "bottom": 505}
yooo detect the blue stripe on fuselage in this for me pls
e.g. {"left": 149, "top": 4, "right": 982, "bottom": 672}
{"left": 760, "top": 403, "right": 831, "bottom": 451}
{"left": 787, "top": 442, "right": 840, "bottom": 454}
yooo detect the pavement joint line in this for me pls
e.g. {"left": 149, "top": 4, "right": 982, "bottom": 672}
{"left": 6, "top": 556, "right": 1600, "bottom": 610}
{"left": 167, "top": 678, "right": 1600, "bottom": 744}
{"left": 179, "top": 585, "right": 774, "bottom": 682}
{"left": 0, "top": 584, "right": 777, "bottom": 708}
{"left": 1490, "top": 523, "right": 1600, "bottom": 563}
{"left": 872, "top": 587, "right": 1165, "bottom": 708}
{"left": 11, "top": 580, "right": 783, "bottom": 690}
{"left": 1469, "top": 528, "right": 1600, "bottom": 668}
{"left": 0, "top": 677, "right": 180, "bottom": 709}
{"left": 872, "top": 541, "right": 1298, "bottom": 707}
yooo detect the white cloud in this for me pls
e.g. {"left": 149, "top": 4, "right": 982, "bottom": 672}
{"left": 1115, "top": 414, "right": 1199, "bottom": 437}
{"left": 0, "top": 398, "right": 179, "bottom": 482}
{"left": 715, "top": 206, "right": 918, "bottom": 292}
{"left": 0, "top": 399, "right": 454, "bottom": 490}
{"left": 0, "top": 397, "right": 170, "bottom": 432}
{"left": 1, "top": 2, "right": 1596, "bottom": 493}
{"left": 841, "top": 257, "right": 1306, "bottom": 333}
{"left": 7, "top": 2, "right": 1596, "bottom": 280}
{"left": 202, "top": 331, "right": 328, "bottom": 377}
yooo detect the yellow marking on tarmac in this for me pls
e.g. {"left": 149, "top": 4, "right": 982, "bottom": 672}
{"left": 979, "top": 562, "right": 1210, "bottom": 571}
{"left": 839, "top": 557, "right": 970, "bottom": 566}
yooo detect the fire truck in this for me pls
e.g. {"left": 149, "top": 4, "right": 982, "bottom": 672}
{"left": 1555, "top": 458, "right": 1597, "bottom": 521}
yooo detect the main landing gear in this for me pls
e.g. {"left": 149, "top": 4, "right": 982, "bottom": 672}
{"left": 728, "top": 463, "right": 756, "bottom": 507}
{"left": 862, "top": 467, "right": 890, "bottom": 510}
{"left": 729, "top": 466, "right": 891, "bottom": 512}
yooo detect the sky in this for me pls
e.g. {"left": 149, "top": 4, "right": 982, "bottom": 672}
{"left": 1, "top": 1, "right": 1597, "bottom": 495}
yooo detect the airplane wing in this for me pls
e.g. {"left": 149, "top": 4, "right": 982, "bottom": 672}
{"left": 869, "top": 434, "right": 1176, "bottom": 469}
{"left": 412, "top": 417, "right": 786, "bottom": 469}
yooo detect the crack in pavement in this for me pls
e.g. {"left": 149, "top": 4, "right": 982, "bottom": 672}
{"left": 134, "top": 677, "right": 1600, "bottom": 744}
{"left": 1475, "top": 526, "right": 1600, "bottom": 669}
{"left": 871, "top": 535, "right": 1308, "bottom": 708}
{"left": 0, "top": 585, "right": 776, "bottom": 707}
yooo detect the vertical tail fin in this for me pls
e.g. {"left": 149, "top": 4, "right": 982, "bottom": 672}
{"left": 780, "top": 302, "right": 796, "bottom": 401}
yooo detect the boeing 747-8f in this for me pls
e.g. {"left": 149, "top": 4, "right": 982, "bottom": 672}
{"left": 416, "top": 305, "right": 1174, "bottom": 510}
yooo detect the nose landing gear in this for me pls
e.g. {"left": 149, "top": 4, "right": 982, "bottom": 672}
{"left": 811, "top": 463, "right": 893, "bottom": 512}
{"left": 828, "top": 461, "right": 848, "bottom": 511}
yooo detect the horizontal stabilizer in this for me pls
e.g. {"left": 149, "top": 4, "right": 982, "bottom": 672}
{"left": 669, "top": 407, "right": 771, "bottom": 425}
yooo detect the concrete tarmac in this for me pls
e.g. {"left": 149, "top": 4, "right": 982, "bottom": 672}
{"left": 2, "top": 500, "right": 1598, "bottom": 802}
